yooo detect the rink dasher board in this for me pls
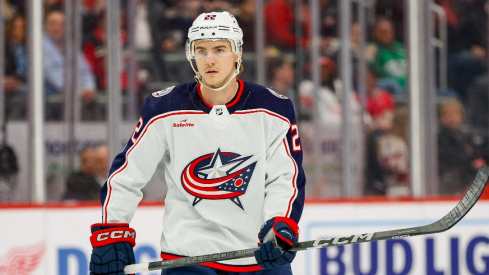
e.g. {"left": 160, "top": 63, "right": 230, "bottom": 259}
{"left": 0, "top": 200, "right": 488, "bottom": 275}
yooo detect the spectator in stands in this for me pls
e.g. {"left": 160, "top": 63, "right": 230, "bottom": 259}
{"left": 266, "top": 55, "right": 296, "bottom": 100}
{"left": 145, "top": 0, "right": 201, "bottom": 84}
{"left": 3, "top": 13, "right": 27, "bottom": 120}
{"left": 437, "top": 99, "right": 487, "bottom": 195}
{"left": 366, "top": 16, "right": 407, "bottom": 95}
{"left": 363, "top": 66, "right": 407, "bottom": 197}
{"left": 465, "top": 74, "right": 489, "bottom": 132}
{"left": 201, "top": 0, "right": 232, "bottom": 13}
{"left": 320, "top": 0, "right": 337, "bottom": 37}
{"left": 365, "top": 105, "right": 409, "bottom": 197}
{"left": 323, "top": 22, "right": 363, "bottom": 90}
{"left": 4, "top": 13, "right": 27, "bottom": 95}
{"left": 364, "top": 67, "right": 395, "bottom": 131}
{"left": 234, "top": 0, "right": 256, "bottom": 51}
{"left": 94, "top": 145, "right": 109, "bottom": 183}
{"left": 159, "top": 0, "right": 201, "bottom": 52}
{"left": 375, "top": 0, "right": 405, "bottom": 42}
{"left": 62, "top": 147, "right": 102, "bottom": 201}
{"left": 299, "top": 56, "right": 363, "bottom": 198}
{"left": 264, "top": 0, "right": 310, "bottom": 50}
{"left": 298, "top": 57, "right": 340, "bottom": 196}
{"left": 42, "top": 8, "right": 96, "bottom": 120}
{"left": 298, "top": 57, "right": 342, "bottom": 198}
{"left": 134, "top": 0, "right": 153, "bottom": 52}
{"left": 438, "top": 0, "right": 487, "bottom": 103}
{"left": 131, "top": 0, "right": 169, "bottom": 83}
{"left": 318, "top": 0, "right": 339, "bottom": 55}
{"left": 299, "top": 56, "right": 341, "bottom": 122}
{"left": 81, "top": 0, "right": 106, "bottom": 38}
{"left": 83, "top": 9, "right": 130, "bottom": 92}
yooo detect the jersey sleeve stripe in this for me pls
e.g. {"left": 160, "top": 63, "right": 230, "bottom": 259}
{"left": 234, "top": 109, "right": 291, "bottom": 125}
{"left": 283, "top": 138, "right": 299, "bottom": 218}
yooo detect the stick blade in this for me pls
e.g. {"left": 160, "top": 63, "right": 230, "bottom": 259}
{"left": 439, "top": 165, "right": 489, "bottom": 230}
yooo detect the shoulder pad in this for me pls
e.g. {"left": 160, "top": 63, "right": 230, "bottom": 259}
{"left": 267, "top": 88, "right": 288, "bottom": 99}
{"left": 152, "top": 86, "right": 175, "bottom": 97}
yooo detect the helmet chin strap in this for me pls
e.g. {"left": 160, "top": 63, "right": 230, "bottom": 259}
{"left": 191, "top": 58, "right": 242, "bottom": 92}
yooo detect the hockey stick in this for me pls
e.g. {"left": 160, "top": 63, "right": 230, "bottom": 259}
{"left": 124, "top": 165, "right": 489, "bottom": 274}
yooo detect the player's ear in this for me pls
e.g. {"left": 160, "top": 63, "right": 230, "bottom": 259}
{"left": 234, "top": 52, "right": 242, "bottom": 62}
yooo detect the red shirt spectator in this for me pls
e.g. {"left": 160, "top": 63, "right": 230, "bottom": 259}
{"left": 83, "top": 12, "right": 134, "bottom": 91}
{"left": 366, "top": 89, "right": 394, "bottom": 117}
{"left": 361, "top": 68, "right": 395, "bottom": 130}
{"left": 264, "top": 0, "right": 310, "bottom": 50}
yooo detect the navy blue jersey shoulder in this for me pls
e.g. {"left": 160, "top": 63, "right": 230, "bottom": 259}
{"left": 240, "top": 81, "right": 296, "bottom": 122}
{"left": 142, "top": 82, "right": 199, "bottom": 118}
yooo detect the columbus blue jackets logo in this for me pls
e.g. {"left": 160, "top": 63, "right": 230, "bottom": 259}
{"left": 267, "top": 88, "right": 288, "bottom": 99}
{"left": 152, "top": 86, "right": 174, "bottom": 97}
{"left": 181, "top": 148, "right": 257, "bottom": 210}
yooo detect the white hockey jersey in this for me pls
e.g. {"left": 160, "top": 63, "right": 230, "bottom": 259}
{"left": 100, "top": 79, "right": 306, "bottom": 271}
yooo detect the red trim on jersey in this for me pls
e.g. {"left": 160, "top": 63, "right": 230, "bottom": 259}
{"left": 283, "top": 139, "right": 299, "bottom": 218}
{"left": 103, "top": 110, "right": 206, "bottom": 222}
{"left": 160, "top": 252, "right": 262, "bottom": 272}
{"left": 197, "top": 79, "right": 244, "bottom": 109}
{"left": 227, "top": 79, "right": 244, "bottom": 107}
{"left": 234, "top": 109, "right": 291, "bottom": 125}
{"left": 272, "top": 217, "right": 299, "bottom": 246}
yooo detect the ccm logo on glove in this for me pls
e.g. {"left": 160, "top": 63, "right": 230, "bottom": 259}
{"left": 90, "top": 224, "right": 136, "bottom": 248}
{"left": 96, "top": 230, "right": 135, "bottom": 241}
{"left": 89, "top": 223, "right": 136, "bottom": 275}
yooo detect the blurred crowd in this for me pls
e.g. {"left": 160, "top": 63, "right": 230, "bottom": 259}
{"left": 2, "top": 0, "right": 489, "bottom": 201}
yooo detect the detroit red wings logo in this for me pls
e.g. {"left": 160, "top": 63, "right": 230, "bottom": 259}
{"left": 0, "top": 241, "right": 45, "bottom": 274}
{"left": 182, "top": 148, "right": 257, "bottom": 209}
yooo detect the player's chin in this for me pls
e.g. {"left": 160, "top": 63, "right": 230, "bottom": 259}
{"left": 203, "top": 78, "right": 224, "bottom": 88}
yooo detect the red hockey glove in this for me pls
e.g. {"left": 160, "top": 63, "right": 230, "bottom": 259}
{"left": 254, "top": 217, "right": 299, "bottom": 270}
{"left": 89, "top": 223, "right": 136, "bottom": 275}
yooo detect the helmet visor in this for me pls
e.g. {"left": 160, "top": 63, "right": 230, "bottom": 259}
{"left": 186, "top": 39, "right": 238, "bottom": 60}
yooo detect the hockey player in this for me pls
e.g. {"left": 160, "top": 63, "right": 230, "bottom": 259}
{"left": 89, "top": 11, "right": 306, "bottom": 275}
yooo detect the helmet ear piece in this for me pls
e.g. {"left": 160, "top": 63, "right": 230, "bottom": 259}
{"left": 229, "top": 39, "right": 242, "bottom": 56}
{"left": 236, "top": 40, "right": 243, "bottom": 54}
{"left": 185, "top": 39, "right": 192, "bottom": 59}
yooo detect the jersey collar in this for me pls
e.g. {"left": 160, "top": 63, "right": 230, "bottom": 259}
{"left": 197, "top": 79, "right": 244, "bottom": 109}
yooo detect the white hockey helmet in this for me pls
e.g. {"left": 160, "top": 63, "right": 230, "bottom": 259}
{"left": 186, "top": 11, "right": 244, "bottom": 59}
